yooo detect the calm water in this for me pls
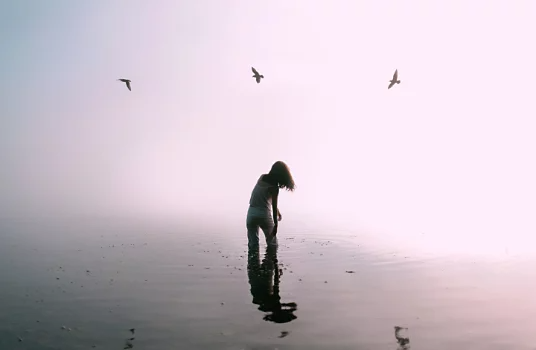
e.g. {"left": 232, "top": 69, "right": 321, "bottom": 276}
{"left": 1, "top": 215, "right": 535, "bottom": 350}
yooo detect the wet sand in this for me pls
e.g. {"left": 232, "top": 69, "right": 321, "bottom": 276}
{"left": 0, "top": 216, "right": 535, "bottom": 349}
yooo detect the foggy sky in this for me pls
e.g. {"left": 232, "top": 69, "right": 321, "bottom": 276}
{"left": 2, "top": 1, "right": 536, "bottom": 253}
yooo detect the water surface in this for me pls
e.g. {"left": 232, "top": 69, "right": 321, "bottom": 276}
{"left": 1, "top": 216, "right": 535, "bottom": 349}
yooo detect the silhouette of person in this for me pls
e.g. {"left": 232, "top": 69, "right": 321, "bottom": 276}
{"left": 246, "top": 161, "right": 295, "bottom": 250}
{"left": 247, "top": 244, "right": 298, "bottom": 323}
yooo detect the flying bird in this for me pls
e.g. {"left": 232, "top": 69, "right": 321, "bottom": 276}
{"left": 251, "top": 67, "right": 264, "bottom": 83}
{"left": 388, "top": 69, "right": 401, "bottom": 89}
{"left": 394, "top": 326, "right": 410, "bottom": 348}
{"left": 118, "top": 79, "right": 131, "bottom": 91}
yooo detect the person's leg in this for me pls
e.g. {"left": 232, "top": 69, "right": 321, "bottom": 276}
{"left": 246, "top": 216, "right": 261, "bottom": 250}
{"left": 260, "top": 218, "right": 277, "bottom": 248}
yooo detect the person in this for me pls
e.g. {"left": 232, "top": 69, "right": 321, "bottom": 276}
{"left": 246, "top": 161, "right": 295, "bottom": 249}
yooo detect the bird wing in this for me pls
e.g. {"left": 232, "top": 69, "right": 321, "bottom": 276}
{"left": 388, "top": 81, "right": 395, "bottom": 89}
{"left": 126, "top": 81, "right": 131, "bottom": 91}
{"left": 392, "top": 69, "right": 398, "bottom": 80}
{"left": 252, "top": 67, "right": 259, "bottom": 75}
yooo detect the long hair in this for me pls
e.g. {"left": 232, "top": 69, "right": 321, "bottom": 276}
{"left": 268, "top": 161, "right": 295, "bottom": 191}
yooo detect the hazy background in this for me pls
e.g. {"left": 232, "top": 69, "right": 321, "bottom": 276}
{"left": 1, "top": 0, "right": 536, "bottom": 255}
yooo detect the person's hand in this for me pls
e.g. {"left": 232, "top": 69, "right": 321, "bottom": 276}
{"left": 277, "top": 212, "right": 282, "bottom": 222}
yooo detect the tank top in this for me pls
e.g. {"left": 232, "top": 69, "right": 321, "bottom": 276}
{"left": 248, "top": 175, "right": 279, "bottom": 217}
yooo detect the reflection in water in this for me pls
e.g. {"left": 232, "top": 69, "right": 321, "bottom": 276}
{"left": 124, "top": 328, "right": 136, "bottom": 349}
{"left": 247, "top": 245, "right": 298, "bottom": 323}
{"left": 394, "top": 326, "right": 410, "bottom": 349}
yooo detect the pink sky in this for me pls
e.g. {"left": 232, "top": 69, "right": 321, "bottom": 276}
{"left": 1, "top": 1, "right": 535, "bottom": 254}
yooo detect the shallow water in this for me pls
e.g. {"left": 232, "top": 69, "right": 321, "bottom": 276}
{"left": 1, "top": 216, "right": 535, "bottom": 349}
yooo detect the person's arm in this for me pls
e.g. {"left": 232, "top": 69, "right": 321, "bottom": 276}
{"left": 272, "top": 191, "right": 279, "bottom": 226}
